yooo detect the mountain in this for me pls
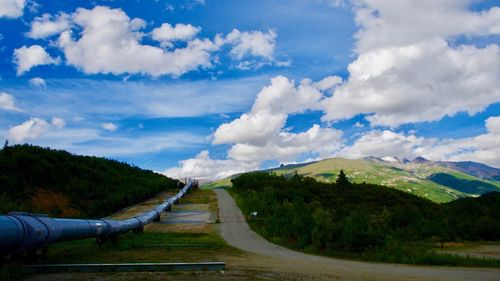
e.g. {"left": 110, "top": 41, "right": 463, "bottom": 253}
{"left": 435, "top": 161, "right": 500, "bottom": 181}
{"left": 204, "top": 156, "right": 500, "bottom": 203}
{"left": 0, "top": 144, "right": 179, "bottom": 217}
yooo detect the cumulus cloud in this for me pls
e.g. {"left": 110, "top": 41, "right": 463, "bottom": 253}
{"left": 8, "top": 118, "right": 49, "bottom": 143}
{"left": 321, "top": 0, "right": 500, "bottom": 127}
{"left": 51, "top": 117, "right": 65, "bottom": 129}
{"left": 214, "top": 76, "right": 326, "bottom": 146}
{"left": 7, "top": 117, "right": 66, "bottom": 143}
{"left": 28, "top": 13, "right": 71, "bottom": 39}
{"left": 165, "top": 150, "right": 258, "bottom": 180}
{"left": 313, "top": 75, "right": 343, "bottom": 91}
{"left": 339, "top": 130, "right": 434, "bottom": 160}
{"left": 426, "top": 116, "right": 500, "bottom": 167}
{"left": 13, "top": 45, "right": 60, "bottom": 75}
{"left": 353, "top": 0, "right": 500, "bottom": 53}
{"left": 226, "top": 29, "right": 276, "bottom": 60}
{"left": 17, "top": 6, "right": 282, "bottom": 77}
{"left": 0, "top": 92, "right": 21, "bottom": 111}
{"left": 322, "top": 39, "right": 500, "bottom": 126}
{"left": 101, "top": 122, "right": 118, "bottom": 131}
{"left": 340, "top": 117, "right": 500, "bottom": 167}
{"left": 214, "top": 111, "right": 286, "bottom": 146}
{"left": 167, "top": 76, "right": 343, "bottom": 179}
{"left": 228, "top": 125, "right": 342, "bottom": 163}
{"left": 252, "top": 76, "right": 323, "bottom": 115}
{"left": 485, "top": 116, "right": 500, "bottom": 134}
{"left": 0, "top": 0, "right": 25, "bottom": 18}
{"left": 29, "top": 77, "right": 45, "bottom": 87}
{"left": 151, "top": 23, "right": 201, "bottom": 48}
{"left": 54, "top": 6, "right": 221, "bottom": 77}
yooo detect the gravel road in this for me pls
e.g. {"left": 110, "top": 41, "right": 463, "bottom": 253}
{"left": 214, "top": 188, "right": 500, "bottom": 281}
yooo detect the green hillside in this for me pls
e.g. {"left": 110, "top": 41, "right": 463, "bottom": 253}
{"left": 230, "top": 172, "right": 500, "bottom": 267}
{"left": 204, "top": 157, "right": 500, "bottom": 203}
{"left": 0, "top": 144, "right": 180, "bottom": 218}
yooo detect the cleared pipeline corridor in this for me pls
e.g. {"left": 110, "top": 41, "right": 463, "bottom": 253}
{"left": 0, "top": 180, "right": 196, "bottom": 260}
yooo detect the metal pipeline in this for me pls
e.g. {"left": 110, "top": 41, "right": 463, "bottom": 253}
{"left": 0, "top": 179, "right": 196, "bottom": 257}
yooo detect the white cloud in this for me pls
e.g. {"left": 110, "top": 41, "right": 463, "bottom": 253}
{"left": 101, "top": 122, "right": 118, "bottom": 131}
{"left": 354, "top": 122, "right": 364, "bottom": 128}
{"left": 168, "top": 76, "right": 343, "bottom": 179}
{"left": 321, "top": 1, "right": 500, "bottom": 127}
{"left": 322, "top": 39, "right": 500, "bottom": 126}
{"left": 51, "top": 117, "right": 65, "bottom": 129}
{"left": 0, "top": 0, "right": 25, "bottom": 18}
{"left": 313, "top": 75, "right": 343, "bottom": 91}
{"left": 214, "top": 110, "right": 286, "bottom": 146}
{"left": 252, "top": 76, "right": 323, "bottom": 115}
{"left": 14, "top": 6, "right": 282, "bottom": 77}
{"left": 353, "top": 0, "right": 500, "bottom": 53}
{"left": 0, "top": 92, "right": 21, "bottom": 111}
{"left": 29, "top": 77, "right": 45, "bottom": 87}
{"left": 339, "top": 117, "right": 500, "bottom": 167}
{"left": 151, "top": 23, "right": 201, "bottom": 48}
{"left": 485, "top": 116, "right": 500, "bottom": 134}
{"left": 226, "top": 29, "right": 276, "bottom": 60}
{"left": 13, "top": 45, "right": 60, "bottom": 75}
{"left": 7, "top": 116, "right": 67, "bottom": 143}
{"left": 165, "top": 150, "right": 258, "bottom": 180}
{"left": 228, "top": 124, "right": 342, "bottom": 163}
{"left": 425, "top": 116, "right": 500, "bottom": 167}
{"left": 8, "top": 118, "right": 49, "bottom": 143}
{"left": 55, "top": 6, "right": 221, "bottom": 77}
{"left": 28, "top": 13, "right": 71, "bottom": 39}
{"left": 339, "top": 130, "right": 433, "bottom": 160}
{"left": 214, "top": 76, "right": 325, "bottom": 146}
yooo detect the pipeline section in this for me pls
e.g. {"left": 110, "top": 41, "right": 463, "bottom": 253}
{"left": 0, "top": 179, "right": 196, "bottom": 256}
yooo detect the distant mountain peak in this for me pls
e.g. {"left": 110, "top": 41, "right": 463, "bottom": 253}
{"left": 412, "top": 156, "right": 429, "bottom": 163}
{"left": 435, "top": 160, "right": 500, "bottom": 180}
{"left": 363, "top": 156, "right": 383, "bottom": 162}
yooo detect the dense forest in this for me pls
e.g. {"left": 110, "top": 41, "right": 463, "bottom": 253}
{"left": 230, "top": 172, "right": 500, "bottom": 265}
{"left": 0, "top": 144, "right": 180, "bottom": 218}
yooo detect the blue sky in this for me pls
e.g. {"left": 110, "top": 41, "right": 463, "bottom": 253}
{"left": 0, "top": 0, "right": 499, "bottom": 178}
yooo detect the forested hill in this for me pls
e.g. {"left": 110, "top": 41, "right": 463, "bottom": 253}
{"left": 230, "top": 172, "right": 500, "bottom": 266}
{"left": 0, "top": 144, "right": 179, "bottom": 218}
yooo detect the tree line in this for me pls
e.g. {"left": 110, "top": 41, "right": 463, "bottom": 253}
{"left": 230, "top": 172, "right": 500, "bottom": 265}
{"left": 0, "top": 144, "right": 180, "bottom": 218}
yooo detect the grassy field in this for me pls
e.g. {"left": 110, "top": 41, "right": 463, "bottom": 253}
{"left": 201, "top": 178, "right": 233, "bottom": 190}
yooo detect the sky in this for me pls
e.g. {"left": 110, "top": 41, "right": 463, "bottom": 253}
{"left": 0, "top": 0, "right": 499, "bottom": 179}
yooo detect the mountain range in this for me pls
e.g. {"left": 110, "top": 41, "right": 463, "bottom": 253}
{"left": 203, "top": 156, "right": 500, "bottom": 203}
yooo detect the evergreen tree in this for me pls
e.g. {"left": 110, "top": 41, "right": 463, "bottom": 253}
{"left": 336, "top": 169, "right": 350, "bottom": 186}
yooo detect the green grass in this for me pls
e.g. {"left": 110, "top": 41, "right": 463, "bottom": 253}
{"left": 45, "top": 231, "right": 232, "bottom": 264}
{"left": 201, "top": 178, "right": 233, "bottom": 190}
{"left": 0, "top": 231, "right": 237, "bottom": 281}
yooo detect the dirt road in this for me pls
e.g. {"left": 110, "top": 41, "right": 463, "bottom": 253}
{"left": 214, "top": 188, "right": 500, "bottom": 281}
